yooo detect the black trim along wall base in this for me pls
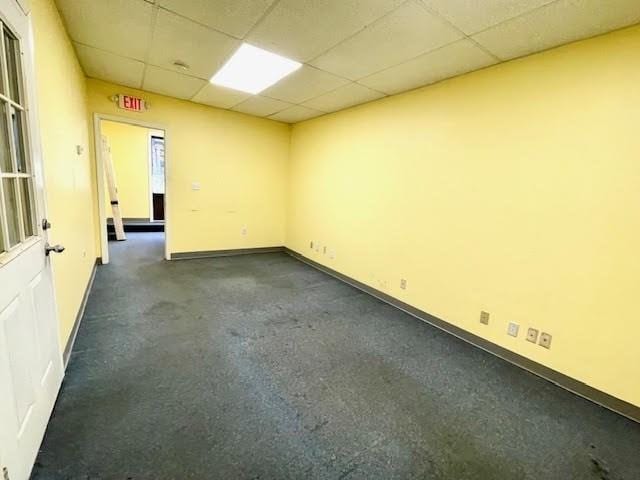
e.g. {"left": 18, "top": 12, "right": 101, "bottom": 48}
{"left": 284, "top": 248, "right": 640, "bottom": 424}
{"left": 171, "top": 246, "right": 285, "bottom": 260}
{"left": 63, "top": 258, "right": 99, "bottom": 368}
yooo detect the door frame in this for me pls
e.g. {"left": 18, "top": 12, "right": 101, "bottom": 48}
{"left": 147, "top": 131, "right": 164, "bottom": 223}
{"left": 92, "top": 113, "right": 169, "bottom": 264}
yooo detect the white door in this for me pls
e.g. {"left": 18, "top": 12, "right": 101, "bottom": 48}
{"left": 0, "top": 2, "right": 64, "bottom": 480}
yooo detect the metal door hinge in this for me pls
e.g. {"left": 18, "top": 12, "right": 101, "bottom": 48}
{"left": 3, "top": 466, "right": 10, "bottom": 480}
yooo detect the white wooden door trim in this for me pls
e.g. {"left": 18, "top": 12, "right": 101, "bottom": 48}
{"left": 93, "top": 113, "right": 169, "bottom": 263}
{"left": 147, "top": 130, "right": 154, "bottom": 222}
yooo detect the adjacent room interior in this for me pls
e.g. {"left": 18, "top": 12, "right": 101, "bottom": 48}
{"left": 98, "top": 119, "right": 166, "bottom": 262}
{"left": 0, "top": 0, "right": 639, "bottom": 479}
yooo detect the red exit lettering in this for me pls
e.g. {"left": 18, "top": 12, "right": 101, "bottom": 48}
{"left": 118, "top": 94, "right": 145, "bottom": 112}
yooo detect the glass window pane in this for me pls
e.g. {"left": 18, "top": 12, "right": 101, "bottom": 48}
{"left": 0, "top": 204, "right": 4, "bottom": 253}
{"left": 19, "top": 177, "right": 34, "bottom": 237}
{"left": 4, "top": 30, "right": 20, "bottom": 102}
{"left": 11, "top": 107, "right": 26, "bottom": 172}
{"left": 2, "top": 178, "right": 20, "bottom": 246}
{"left": 0, "top": 103, "right": 10, "bottom": 172}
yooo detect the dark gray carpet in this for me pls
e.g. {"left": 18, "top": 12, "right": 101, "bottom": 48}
{"left": 32, "top": 232, "right": 640, "bottom": 479}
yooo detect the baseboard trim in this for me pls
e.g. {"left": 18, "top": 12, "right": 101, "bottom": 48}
{"left": 62, "top": 258, "right": 99, "bottom": 368}
{"left": 284, "top": 248, "right": 640, "bottom": 424}
{"left": 171, "top": 246, "right": 285, "bottom": 260}
{"left": 107, "top": 217, "right": 151, "bottom": 222}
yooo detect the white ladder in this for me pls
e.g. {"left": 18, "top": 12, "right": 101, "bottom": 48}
{"left": 102, "top": 135, "right": 126, "bottom": 241}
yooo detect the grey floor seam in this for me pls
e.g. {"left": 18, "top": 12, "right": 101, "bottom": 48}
{"left": 31, "top": 232, "right": 640, "bottom": 480}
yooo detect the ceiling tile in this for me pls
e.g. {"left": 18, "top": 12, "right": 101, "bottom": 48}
{"left": 192, "top": 83, "right": 250, "bottom": 109}
{"left": 311, "top": 1, "right": 463, "bottom": 80}
{"left": 246, "top": 0, "right": 406, "bottom": 62}
{"left": 148, "top": 9, "right": 240, "bottom": 80}
{"left": 75, "top": 43, "right": 145, "bottom": 89}
{"left": 157, "top": 0, "right": 276, "bottom": 38}
{"left": 359, "top": 40, "right": 498, "bottom": 95}
{"left": 261, "top": 65, "right": 350, "bottom": 104}
{"left": 422, "top": 0, "right": 556, "bottom": 35}
{"left": 232, "top": 96, "right": 293, "bottom": 117}
{"left": 302, "top": 83, "right": 385, "bottom": 113}
{"left": 472, "top": 0, "right": 640, "bottom": 61}
{"left": 55, "top": 0, "right": 153, "bottom": 60}
{"left": 268, "top": 105, "right": 325, "bottom": 123}
{"left": 142, "top": 66, "right": 207, "bottom": 99}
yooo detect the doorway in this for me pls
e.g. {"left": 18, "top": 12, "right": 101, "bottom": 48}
{"left": 149, "top": 134, "right": 165, "bottom": 222}
{"left": 93, "top": 115, "right": 168, "bottom": 264}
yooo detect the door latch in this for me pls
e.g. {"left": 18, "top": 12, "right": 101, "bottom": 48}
{"left": 45, "top": 243, "right": 65, "bottom": 256}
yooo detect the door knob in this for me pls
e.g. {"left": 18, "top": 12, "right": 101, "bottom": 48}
{"left": 45, "top": 243, "right": 65, "bottom": 256}
{"left": 42, "top": 218, "right": 51, "bottom": 230}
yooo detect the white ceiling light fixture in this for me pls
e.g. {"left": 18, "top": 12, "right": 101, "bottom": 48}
{"left": 211, "top": 43, "right": 302, "bottom": 95}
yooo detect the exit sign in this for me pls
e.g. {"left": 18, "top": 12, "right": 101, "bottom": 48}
{"left": 118, "top": 94, "right": 146, "bottom": 112}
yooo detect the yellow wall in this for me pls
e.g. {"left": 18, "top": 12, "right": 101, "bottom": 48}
{"left": 101, "top": 120, "right": 152, "bottom": 219}
{"left": 288, "top": 26, "right": 640, "bottom": 408}
{"left": 86, "top": 79, "right": 290, "bottom": 255}
{"left": 32, "top": 0, "right": 98, "bottom": 346}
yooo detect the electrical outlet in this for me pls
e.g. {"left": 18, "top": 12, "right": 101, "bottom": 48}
{"left": 323, "top": 246, "right": 327, "bottom": 254}
{"left": 479, "top": 311, "right": 490, "bottom": 325}
{"left": 507, "top": 322, "right": 519, "bottom": 337}
{"left": 526, "top": 328, "right": 539, "bottom": 343}
{"left": 539, "top": 332, "right": 552, "bottom": 349}
{"left": 400, "top": 279, "right": 407, "bottom": 290}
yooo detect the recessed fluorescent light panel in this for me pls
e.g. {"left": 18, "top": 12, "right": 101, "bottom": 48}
{"left": 211, "top": 43, "right": 302, "bottom": 95}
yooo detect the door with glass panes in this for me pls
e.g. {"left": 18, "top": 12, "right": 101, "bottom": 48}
{"left": 0, "top": 2, "right": 64, "bottom": 480}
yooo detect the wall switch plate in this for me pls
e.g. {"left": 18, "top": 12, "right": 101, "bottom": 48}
{"left": 400, "top": 279, "right": 407, "bottom": 290}
{"left": 526, "top": 328, "right": 539, "bottom": 343}
{"left": 241, "top": 226, "right": 247, "bottom": 236}
{"left": 539, "top": 332, "right": 552, "bottom": 349}
{"left": 480, "top": 311, "right": 490, "bottom": 325}
{"left": 507, "top": 322, "right": 519, "bottom": 337}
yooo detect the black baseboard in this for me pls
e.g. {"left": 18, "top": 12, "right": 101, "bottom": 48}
{"left": 284, "top": 248, "right": 640, "bottom": 424}
{"left": 62, "top": 258, "right": 99, "bottom": 368}
{"left": 171, "top": 246, "right": 285, "bottom": 260}
{"left": 106, "top": 218, "right": 164, "bottom": 235}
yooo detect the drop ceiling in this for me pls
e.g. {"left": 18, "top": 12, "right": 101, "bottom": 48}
{"left": 56, "top": 0, "right": 640, "bottom": 124}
